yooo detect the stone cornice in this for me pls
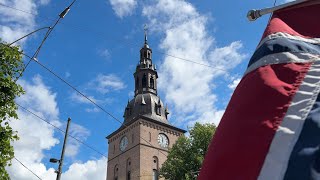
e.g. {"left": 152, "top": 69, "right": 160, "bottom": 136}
{"left": 106, "top": 115, "right": 186, "bottom": 140}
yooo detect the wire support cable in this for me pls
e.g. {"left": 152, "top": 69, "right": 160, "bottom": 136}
{"left": 14, "top": 157, "right": 42, "bottom": 180}
{"left": 1, "top": 0, "right": 194, "bottom": 175}
{"left": 31, "top": 59, "right": 171, "bottom": 158}
{"left": 1, "top": 0, "right": 77, "bottom": 82}
{"left": 16, "top": 103, "right": 108, "bottom": 158}
{"left": 19, "top": 54, "right": 171, "bottom": 159}
{"left": 3, "top": 44, "right": 183, "bottom": 171}
{"left": 4, "top": 48, "right": 192, "bottom": 176}
{"left": 2, "top": 35, "right": 195, "bottom": 176}
{"left": 0, "top": 2, "right": 230, "bottom": 72}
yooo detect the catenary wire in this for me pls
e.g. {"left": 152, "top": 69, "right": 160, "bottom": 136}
{"left": 14, "top": 157, "right": 42, "bottom": 180}
{"left": 0, "top": 1, "right": 250, "bottom": 177}
{"left": 1, "top": 1, "right": 209, "bottom": 173}
{"left": 0, "top": 2, "right": 230, "bottom": 72}
{"left": 32, "top": 58, "right": 172, "bottom": 158}
{"left": 0, "top": 44, "right": 171, "bottom": 159}
{"left": 5, "top": 0, "right": 78, "bottom": 82}
{"left": 0, "top": 3, "right": 53, "bottom": 21}
{"left": 1, "top": 42, "right": 194, "bottom": 178}
{"left": 16, "top": 103, "right": 108, "bottom": 158}
{"left": 12, "top": 48, "right": 175, "bottom": 160}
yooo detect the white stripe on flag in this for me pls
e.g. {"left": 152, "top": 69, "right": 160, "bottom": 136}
{"left": 245, "top": 52, "right": 320, "bottom": 75}
{"left": 258, "top": 32, "right": 320, "bottom": 49}
{"left": 258, "top": 59, "right": 320, "bottom": 180}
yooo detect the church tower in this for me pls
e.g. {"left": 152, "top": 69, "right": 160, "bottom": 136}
{"left": 106, "top": 32, "right": 186, "bottom": 180}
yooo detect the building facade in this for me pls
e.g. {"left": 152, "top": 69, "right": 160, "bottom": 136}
{"left": 106, "top": 34, "right": 186, "bottom": 180}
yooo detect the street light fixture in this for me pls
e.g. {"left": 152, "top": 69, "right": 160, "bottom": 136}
{"left": 49, "top": 158, "right": 60, "bottom": 163}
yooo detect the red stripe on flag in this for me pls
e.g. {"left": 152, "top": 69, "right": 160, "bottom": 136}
{"left": 262, "top": 3, "right": 320, "bottom": 39}
{"left": 198, "top": 63, "right": 311, "bottom": 180}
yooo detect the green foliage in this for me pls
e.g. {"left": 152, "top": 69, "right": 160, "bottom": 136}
{"left": 0, "top": 42, "right": 25, "bottom": 179}
{"left": 160, "top": 123, "right": 216, "bottom": 180}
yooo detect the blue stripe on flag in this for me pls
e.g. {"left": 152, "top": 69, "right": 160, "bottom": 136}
{"left": 284, "top": 93, "right": 320, "bottom": 180}
{"left": 248, "top": 38, "right": 320, "bottom": 68}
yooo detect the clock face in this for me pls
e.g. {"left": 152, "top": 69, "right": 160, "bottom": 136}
{"left": 120, "top": 136, "right": 128, "bottom": 152}
{"left": 158, "top": 134, "right": 169, "bottom": 148}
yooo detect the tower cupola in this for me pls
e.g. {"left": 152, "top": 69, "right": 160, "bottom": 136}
{"left": 123, "top": 31, "right": 168, "bottom": 125}
{"left": 134, "top": 29, "right": 158, "bottom": 96}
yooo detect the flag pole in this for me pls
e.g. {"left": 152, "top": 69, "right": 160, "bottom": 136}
{"left": 247, "top": 0, "right": 307, "bottom": 21}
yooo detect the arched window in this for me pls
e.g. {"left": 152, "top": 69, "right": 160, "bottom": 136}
{"left": 153, "top": 156, "right": 159, "bottom": 170}
{"left": 144, "top": 51, "right": 147, "bottom": 58}
{"left": 142, "top": 74, "right": 147, "bottom": 88}
{"left": 148, "top": 52, "right": 151, "bottom": 59}
{"left": 152, "top": 156, "right": 159, "bottom": 180}
{"left": 126, "top": 158, "right": 131, "bottom": 180}
{"left": 114, "top": 164, "right": 119, "bottom": 180}
{"left": 132, "top": 134, "right": 134, "bottom": 143}
{"left": 150, "top": 77, "right": 154, "bottom": 89}
{"left": 155, "top": 103, "right": 161, "bottom": 115}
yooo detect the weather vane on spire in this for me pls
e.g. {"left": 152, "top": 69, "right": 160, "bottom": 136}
{"left": 144, "top": 24, "right": 148, "bottom": 44}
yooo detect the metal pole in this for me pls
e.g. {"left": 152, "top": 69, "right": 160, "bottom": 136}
{"left": 56, "top": 118, "right": 71, "bottom": 180}
{"left": 247, "top": 0, "right": 308, "bottom": 21}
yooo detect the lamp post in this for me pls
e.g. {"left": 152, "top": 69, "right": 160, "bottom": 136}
{"left": 50, "top": 118, "right": 71, "bottom": 180}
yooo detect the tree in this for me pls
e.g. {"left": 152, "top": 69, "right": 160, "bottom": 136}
{"left": 160, "top": 123, "right": 216, "bottom": 180}
{"left": 0, "top": 42, "right": 25, "bottom": 179}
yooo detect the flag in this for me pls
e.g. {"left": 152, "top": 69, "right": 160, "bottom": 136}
{"left": 199, "top": 1, "right": 320, "bottom": 180}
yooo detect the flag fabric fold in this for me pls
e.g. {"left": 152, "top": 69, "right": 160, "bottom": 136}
{"left": 199, "top": 1, "right": 320, "bottom": 180}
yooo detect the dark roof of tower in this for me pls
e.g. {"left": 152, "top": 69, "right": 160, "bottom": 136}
{"left": 123, "top": 93, "right": 169, "bottom": 125}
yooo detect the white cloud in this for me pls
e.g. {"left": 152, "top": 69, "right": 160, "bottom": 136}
{"left": 142, "top": 0, "right": 247, "bottom": 125}
{"left": 109, "top": 0, "right": 137, "bottom": 18}
{"left": 65, "top": 123, "right": 90, "bottom": 158}
{"left": 0, "top": 0, "right": 45, "bottom": 44}
{"left": 7, "top": 76, "right": 60, "bottom": 179}
{"left": 70, "top": 92, "right": 99, "bottom": 104}
{"left": 18, "top": 75, "right": 59, "bottom": 119}
{"left": 228, "top": 78, "right": 241, "bottom": 90}
{"left": 0, "top": 0, "right": 107, "bottom": 178}
{"left": 90, "top": 74, "right": 126, "bottom": 94}
{"left": 85, "top": 107, "right": 100, "bottom": 113}
{"left": 99, "top": 48, "right": 111, "bottom": 60}
{"left": 62, "top": 158, "right": 107, "bottom": 180}
{"left": 208, "top": 41, "right": 246, "bottom": 73}
{"left": 39, "top": 0, "right": 51, "bottom": 5}
{"left": 6, "top": 76, "right": 106, "bottom": 180}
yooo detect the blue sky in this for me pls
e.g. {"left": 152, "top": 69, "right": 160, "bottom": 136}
{"left": 0, "top": 0, "right": 287, "bottom": 179}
